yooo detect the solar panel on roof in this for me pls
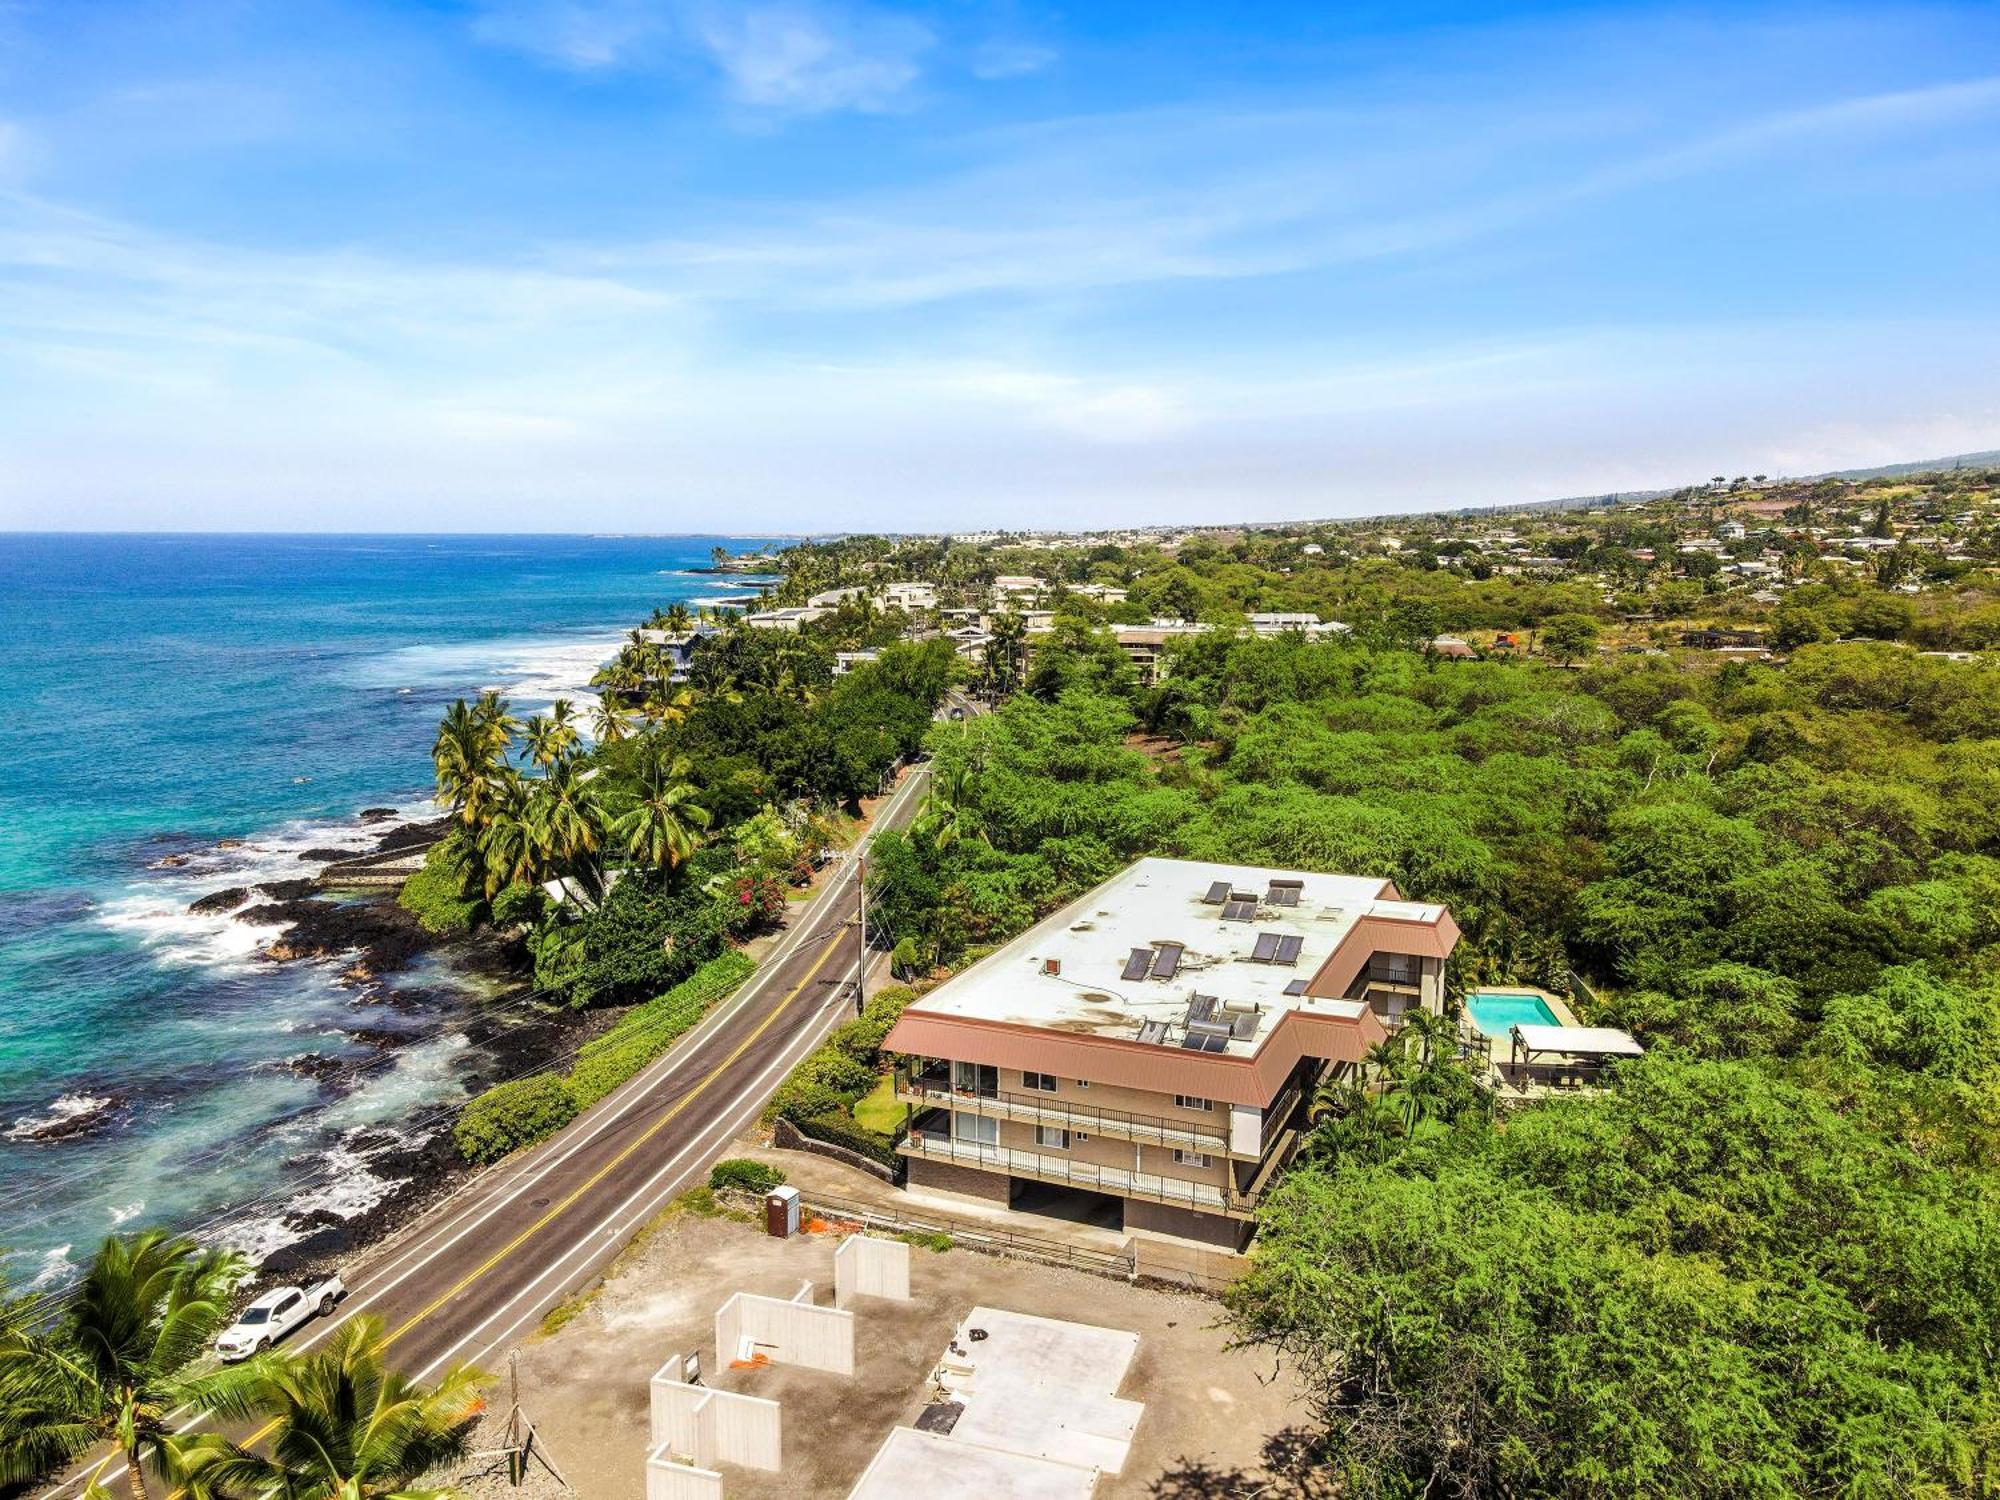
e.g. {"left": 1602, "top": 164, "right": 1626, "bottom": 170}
{"left": 1250, "top": 932, "right": 1280, "bottom": 962}
{"left": 1121, "top": 947, "right": 1152, "bottom": 981}
{"left": 1230, "top": 1011, "right": 1258, "bottom": 1038}
{"left": 1284, "top": 978, "right": 1309, "bottom": 996}
{"left": 1202, "top": 880, "right": 1231, "bottom": 905}
{"left": 1202, "top": 1033, "right": 1231, "bottom": 1053}
{"left": 1178, "top": 1034, "right": 1204, "bottom": 1050}
{"left": 1273, "top": 934, "right": 1304, "bottom": 965}
{"left": 1136, "top": 1019, "right": 1169, "bottom": 1045}
{"left": 1221, "top": 898, "right": 1257, "bottom": 921}
{"left": 1267, "top": 880, "right": 1303, "bottom": 906}
{"left": 1151, "top": 942, "right": 1184, "bottom": 979}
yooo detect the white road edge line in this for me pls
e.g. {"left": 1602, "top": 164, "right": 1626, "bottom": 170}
{"left": 37, "top": 764, "right": 926, "bottom": 1499}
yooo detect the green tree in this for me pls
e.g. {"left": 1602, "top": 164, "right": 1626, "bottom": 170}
{"left": 174, "top": 1316, "right": 486, "bottom": 1499}
{"left": 1540, "top": 611, "right": 1600, "bottom": 665}
{"left": 0, "top": 1231, "right": 246, "bottom": 1500}
{"left": 613, "top": 753, "right": 712, "bottom": 871}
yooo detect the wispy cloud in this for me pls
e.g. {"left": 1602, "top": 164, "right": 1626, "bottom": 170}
{"left": 471, "top": 0, "right": 933, "bottom": 113}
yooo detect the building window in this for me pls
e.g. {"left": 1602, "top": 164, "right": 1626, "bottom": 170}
{"left": 1023, "top": 1071, "right": 1057, "bottom": 1093}
{"left": 1173, "top": 1094, "right": 1213, "bottom": 1112}
{"left": 952, "top": 1113, "right": 998, "bottom": 1147}
{"left": 1171, "top": 1149, "right": 1211, "bottom": 1168}
{"left": 1034, "top": 1125, "right": 1070, "bottom": 1150}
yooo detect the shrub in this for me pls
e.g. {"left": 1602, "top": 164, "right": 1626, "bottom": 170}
{"left": 567, "top": 952, "right": 755, "bottom": 1109}
{"left": 793, "top": 1111, "right": 902, "bottom": 1168}
{"left": 454, "top": 1072, "right": 578, "bottom": 1165}
{"left": 455, "top": 952, "right": 754, "bottom": 1164}
{"left": 709, "top": 1159, "right": 787, "bottom": 1195}
{"left": 399, "top": 833, "right": 482, "bottom": 934}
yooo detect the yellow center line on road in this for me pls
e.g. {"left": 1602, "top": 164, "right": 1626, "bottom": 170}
{"left": 217, "top": 923, "right": 849, "bottom": 1458}
{"left": 380, "top": 928, "right": 846, "bottom": 1352}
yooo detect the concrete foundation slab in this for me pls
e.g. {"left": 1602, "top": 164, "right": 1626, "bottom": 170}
{"left": 847, "top": 1427, "right": 1097, "bottom": 1500}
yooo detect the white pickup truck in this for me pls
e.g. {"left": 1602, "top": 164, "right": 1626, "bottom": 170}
{"left": 214, "top": 1275, "right": 345, "bottom": 1361}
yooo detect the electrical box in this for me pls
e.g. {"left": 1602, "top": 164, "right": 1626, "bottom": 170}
{"left": 765, "top": 1185, "right": 801, "bottom": 1238}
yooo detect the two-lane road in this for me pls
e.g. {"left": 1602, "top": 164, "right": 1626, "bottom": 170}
{"left": 44, "top": 761, "right": 930, "bottom": 1496}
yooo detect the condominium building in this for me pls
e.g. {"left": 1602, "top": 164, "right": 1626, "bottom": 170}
{"left": 883, "top": 857, "right": 1460, "bottom": 1248}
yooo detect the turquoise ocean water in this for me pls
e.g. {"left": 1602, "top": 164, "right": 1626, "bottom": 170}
{"left": 0, "top": 534, "right": 780, "bottom": 1285}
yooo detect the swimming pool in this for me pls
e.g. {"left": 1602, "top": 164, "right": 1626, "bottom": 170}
{"left": 1465, "top": 990, "right": 1560, "bottom": 1039}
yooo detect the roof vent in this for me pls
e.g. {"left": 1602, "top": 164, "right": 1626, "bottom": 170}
{"left": 1041, "top": 957, "right": 1061, "bottom": 976}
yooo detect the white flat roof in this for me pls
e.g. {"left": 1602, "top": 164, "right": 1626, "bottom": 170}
{"left": 905, "top": 857, "right": 1438, "bottom": 1054}
{"left": 1511, "top": 1024, "right": 1644, "bottom": 1057}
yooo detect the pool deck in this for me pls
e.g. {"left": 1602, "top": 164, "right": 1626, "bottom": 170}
{"left": 1459, "top": 987, "right": 1605, "bottom": 1099}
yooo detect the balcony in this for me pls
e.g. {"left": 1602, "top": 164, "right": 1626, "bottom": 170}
{"left": 900, "top": 1119, "right": 1250, "bottom": 1219}
{"left": 894, "top": 1064, "right": 1234, "bottom": 1156}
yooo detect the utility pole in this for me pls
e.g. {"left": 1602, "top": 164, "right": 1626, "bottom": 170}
{"left": 855, "top": 851, "right": 867, "bottom": 1014}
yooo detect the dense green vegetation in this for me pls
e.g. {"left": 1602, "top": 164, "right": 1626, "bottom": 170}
{"left": 866, "top": 618, "right": 2000, "bottom": 1497}
{"left": 426, "top": 634, "right": 953, "bottom": 1012}
{"left": 453, "top": 951, "right": 756, "bottom": 1165}
{"left": 766, "top": 985, "right": 919, "bottom": 1167}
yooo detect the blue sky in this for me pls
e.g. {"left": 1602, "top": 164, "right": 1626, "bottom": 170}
{"left": 1, "top": 1, "right": 1997, "bottom": 531}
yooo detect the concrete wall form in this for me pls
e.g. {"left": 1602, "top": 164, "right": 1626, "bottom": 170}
{"left": 649, "top": 1357, "right": 784, "bottom": 1473}
{"left": 644, "top": 1445, "right": 724, "bottom": 1500}
{"left": 714, "top": 1286, "right": 856, "bottom": 1376}
{"left": 833, "top": 1235, "right": 912, "bottom": 1308}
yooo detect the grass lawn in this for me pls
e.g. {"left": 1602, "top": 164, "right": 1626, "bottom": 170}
{"left": 852, "top": 1073, "right": 904, "bottom": 1135}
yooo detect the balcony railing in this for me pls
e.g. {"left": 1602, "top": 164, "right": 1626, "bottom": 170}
{"left": 899, "top": 1123, "right": 1251, "bottom": 1217}
{"left": 894, "top": 1064, "right": 1235, "bottom": 1155}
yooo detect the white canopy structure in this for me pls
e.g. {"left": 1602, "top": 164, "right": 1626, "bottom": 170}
{"left": 1509, "top": 1024, "right": 1644, "bottom": 1059}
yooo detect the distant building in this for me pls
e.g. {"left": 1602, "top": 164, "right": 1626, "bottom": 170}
{"left": 742, "top": 607, "right": 826, "bottom": 631}
{"left": 833, "top": 650, "right": 881, "bottom": 677}
{"left": 1429, "top": 636, "right": 1479, "bottom": 659}
{"left": 1716, "top": 520, "right": 1747, "bottom": 541}
{"left": 877, "top": 582, "right": 937, "bottom": 611}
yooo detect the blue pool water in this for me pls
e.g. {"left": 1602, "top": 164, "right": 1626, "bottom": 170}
{"left": 1465, "top": 991, "right": 1560, "bottom": 1039}
{"left": 0, "top": 533, "right": 784, "bottom": 1282}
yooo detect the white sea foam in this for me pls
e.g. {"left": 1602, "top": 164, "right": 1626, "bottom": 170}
{"left": 99, "top": 799, "right": 438, "bottom": 969}
{"left": 5, "top": 1092, "right": 118, "bottom": 1142}
{"left": 109, "top": 1199, "right": 145, "bottom": 1226}
{"left": 346, "top": 628, "right": 626, "bottom": 718}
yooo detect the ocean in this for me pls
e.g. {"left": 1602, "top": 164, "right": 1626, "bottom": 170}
{"left": 0, "top": 533, "right": 783, "bottom": 1288}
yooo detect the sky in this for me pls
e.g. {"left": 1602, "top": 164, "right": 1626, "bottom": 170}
{"left": 1, "top": 1, "right": 1997, "bottom": 532}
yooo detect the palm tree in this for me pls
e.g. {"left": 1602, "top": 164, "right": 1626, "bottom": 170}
{"left": 476, "top": 773, "right": 540, "bottom": 897}
{"left": 432, "top": 695, "right": 516, "bottom": 831}
{"left": 590, "top": 691, "right": 631, "bottom": 746}
{"left": 613, "top": 753, "right": 711, "bottom": 871}
{"left": 663, "top": 602, "right": 692, "bottom": 633}
{"left": 170, "top": 1316, "right": 486, "bottom": 1500}
{"left": 639, "top": 685, "right": 697, "bottom": 729}
{"left": 0, "top": 1230, "right": 246, "bottom": 1500}
{"left": 532, "top": 760, "right": 609, "bottom": 889}
{"left": 522, "top": 703, "right": 581, "bottom": 774}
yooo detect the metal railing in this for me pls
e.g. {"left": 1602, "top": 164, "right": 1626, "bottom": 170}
{"left": 894, "top": 1065, "right": 1234, "bottom": 1154}
{"left": 796, "top": 1188, "right": 1138, "bottom": 1281}
{"left": 900, "top": 1125, "right": 1246, "bottom": 1216}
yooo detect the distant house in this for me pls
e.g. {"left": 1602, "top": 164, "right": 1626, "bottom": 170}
{"left": 1069, "top": 582, "right": 1130, "bottom": 605}
{"left": 743, "top": 607, "right": 827, "bottom": 631}
{"left": 1429, "top": 636, "right": 1479, "bottom": 660}
{"left": 634, "top": 625, "right": 716, "bottom": 682}
{"left": 1716, "top": 520, "right": 1747, "bottom": 541}
{"left": 807, "top": 586, "right": 867, "bottom": 609}
{"left": 1680, "top": 627, "right": 1764, "bottom": 650}
{"left": 833, "top": 650, "right": 881, "bottom": 677}
{"left": 1300, "top": 543, "right": 1325, "bottom": 556}
{"left": 1108, "top": 622, "right": 1210, "bottom": 685}
{"left": 877, "top": 582, "right": 937, "bottom": 611}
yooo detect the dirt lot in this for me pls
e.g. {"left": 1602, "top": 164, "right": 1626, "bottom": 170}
{"left": 447, "top": 1198, "right": 1322, "bottom": 1498}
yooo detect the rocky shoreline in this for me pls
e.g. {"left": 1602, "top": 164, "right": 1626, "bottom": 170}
{"left": 175, "top": 812, "right": 609, "bottom": 1286}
